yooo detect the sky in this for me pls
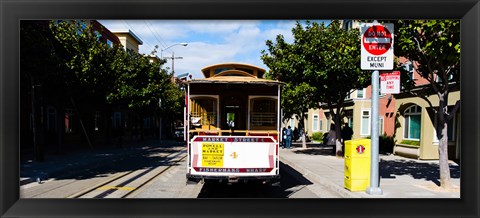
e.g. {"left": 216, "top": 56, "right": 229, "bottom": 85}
{"left": 98, "top": 20, "right": 312, "bottom": 79}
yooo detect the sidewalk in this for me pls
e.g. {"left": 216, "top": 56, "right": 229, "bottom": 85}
{"left": 20, "top": 139, "right": 182, "bottom": 186}
{"left": 279, "top": 142, "right": 461, "bottom": 198}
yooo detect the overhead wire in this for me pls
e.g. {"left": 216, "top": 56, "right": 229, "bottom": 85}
{"left": 145, "top": 21, "right": 168, "bottom": 50}
{"left": 122, "top": 20, "right": 157, "bottom": 54}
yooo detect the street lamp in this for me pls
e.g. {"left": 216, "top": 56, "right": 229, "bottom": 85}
{"left": 160, "top": 43, "right": 188, "bottom": 82}
{"left": 160, "top": 42, "right": 188, "bottom": 60}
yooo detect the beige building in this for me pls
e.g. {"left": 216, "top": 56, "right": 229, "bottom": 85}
{"left": 111, "top": 30, "right": 143, "bottom": 53}
{"left": 393, "top": 89, "right": 460, "bottom": 160}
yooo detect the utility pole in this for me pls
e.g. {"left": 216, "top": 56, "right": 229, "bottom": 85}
{"left": 165, "top": 51, "right": 183, "bottom": 83}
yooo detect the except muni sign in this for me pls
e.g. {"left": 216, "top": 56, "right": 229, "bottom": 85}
{"left": 361, "top": 23, "right": 394, "bottom": 70}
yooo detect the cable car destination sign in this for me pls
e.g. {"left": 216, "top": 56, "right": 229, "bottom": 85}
{"left": 361, "top": 22, "right": 394, "bottom": 70}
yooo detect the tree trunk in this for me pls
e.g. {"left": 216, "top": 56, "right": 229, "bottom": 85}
{"left": 301, "top": 133, "right": 306, "bottom": 148}
{"left": 438, "top": 120, "right": 453, "bottom": 188}
{"left": 301, "top": 114, "right": 307, "bottom": 149}
{"left": 334, "top": 114, "right": 343, "bottom": 157}
{"left": 56, "top": 102, "right": 65, "bottom": 154}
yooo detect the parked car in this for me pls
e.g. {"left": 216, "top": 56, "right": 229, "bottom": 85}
{"left": 174, "top": 127, "right": 184, "bottom": 141}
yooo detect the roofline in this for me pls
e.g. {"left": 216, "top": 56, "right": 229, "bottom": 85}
{"left": 201, "top": 62, "right": 266, "bottom": 73}
{"left": 187, "top": 77, "right": 284, "bottom": 86}
{"left": 110, "top": 29, "right": 143, "bottom": 45}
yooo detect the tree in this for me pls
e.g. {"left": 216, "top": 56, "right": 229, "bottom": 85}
{"left": 262, "top": 21, "right": 370, "bottom": 154}
{"left": 20, "top": 20, "right": 61, "bottom": 160}
{"left": 41, "top": 20, "right": 180, "bottom": 144}
{"left": 394, "top": 20, "right": 460, "bottom": 189}
{"left": 262, "top": 27, "right": 319, "bottom": 148}
{"left": 49, "top": 20, "right": 126, "bottom": 146}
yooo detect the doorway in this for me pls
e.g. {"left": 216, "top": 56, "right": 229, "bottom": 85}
{"left": 222, "top": 95, "right": 245, "bottom": 132}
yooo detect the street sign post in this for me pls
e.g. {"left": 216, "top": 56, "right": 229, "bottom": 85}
{"left": 360, "top": 21, "right": 394, "bottom": 196}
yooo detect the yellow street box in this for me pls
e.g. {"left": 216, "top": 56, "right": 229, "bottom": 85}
{"left": 344, "top": 139, "right": 371, "bottom": 192}
{"left": 345, "top": 158, "right": 370, "bottom": 180}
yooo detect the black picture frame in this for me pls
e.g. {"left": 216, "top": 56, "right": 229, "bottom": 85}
{"left": 1, "top": 0, "right": 479, "bottom": 217}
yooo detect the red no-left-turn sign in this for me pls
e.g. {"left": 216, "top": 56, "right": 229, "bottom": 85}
{"left": 362, "top": 25, "right": 393, "bottom": 56}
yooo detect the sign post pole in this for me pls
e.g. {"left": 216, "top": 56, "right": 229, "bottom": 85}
{"left": 360, "top": 21, "right": 393, "bottom": 195}
{"left": 366, "top": 70, "right": 383, "bottom": 195}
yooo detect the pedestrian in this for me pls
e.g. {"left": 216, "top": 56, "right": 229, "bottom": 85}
{"left": 285, "top": 126, "right": 293, "bottom": 149}
{"left": 293, "top": 127, "right": 299, "bottom": 141}
{"left": 326, "top": 124, "right": 337, "bottom": 155}
{"left": 341, "top": 123, "right": 354, "bottom": 142}
{"left": 282, "top": 127, "right": 287, "bottom": 148}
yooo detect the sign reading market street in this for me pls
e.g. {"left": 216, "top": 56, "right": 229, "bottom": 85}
{"left": 361, "top": 22, "right": 394, "bottom": 70}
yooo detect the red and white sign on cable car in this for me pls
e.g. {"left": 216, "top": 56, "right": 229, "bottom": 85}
{"left": 361, "top": 22, "right": 394, "bottom": 70}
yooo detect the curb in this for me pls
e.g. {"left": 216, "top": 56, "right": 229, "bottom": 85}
{"left": 280, "top": 155, "right": 363, "bottom": 198}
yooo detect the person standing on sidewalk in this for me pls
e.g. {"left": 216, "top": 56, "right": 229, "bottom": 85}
{"left": 341, "top": 123, "right": 353, "bottom": 142}
{"left": 285, "top": 126, "right": 293, "bottom": 149}
{"left": 341, "top": 123, "right": 353, "bottom": 154}
{"left": 326, "top": 124, "right": 337, "bottom": 155}
{"left": 282, "top": 127, "right": 287, "bottom": 148}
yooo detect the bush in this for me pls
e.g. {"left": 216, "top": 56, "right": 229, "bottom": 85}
{"left": 312, "top": 132, "right": 324, "bottom": 141}
{"left": 362, "top": 135, "right": 394, "bottom": 154}
{"left": 379, "top": 134, "right": 395, "bottom": 154}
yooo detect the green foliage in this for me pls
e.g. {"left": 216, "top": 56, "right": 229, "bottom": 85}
{"left": 20, "top": 21, "right": 64, "bottom": 97}
{"left": 311, "top": 132, "right": 324, "bottom": 141}
{"left": 21, "top": 20, "right": 183, "bottom": 121}
{"left": 393, "top": 20, "right": 460, "bottom": 95}
{"left": 379, "top": 134, "right": 395, "bottom": 154}
{"left": 45, "top": 20, "right": 182, "bottom": 116}
{"left": 262, "top": 20, "right": 371, "bottom": 143}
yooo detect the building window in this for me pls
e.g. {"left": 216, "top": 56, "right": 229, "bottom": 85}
{"left": 319, "top": 120, "right": 323, "bottom": 131}
{"left": 94, "top": 30, "right": 101, "bottom": 41}
{"left": 357, "top": 88, "right": 364, "bottom": 98}
{"left": 106, "top": 39, "right": 113, "bottom": 48}
{"left": 403, "top": 62, "right": 414, "bottom": 79}
{"left": 403, "top": 105, "right": 421, "bottom": 140}
{"left": 113, "top": 112, "right": 122, "bottom": 129}
{"left": 47, "top": 106, "right": 57, "bottom": 131}
{"left": 361, "top": 110, "right": 370, "bottom": 136}
{"left": 65, "top": 109, "right": 77, "bottom": 134}
{"left": 250, "top": 98, "right": 277, "bottom": 129}
{"left": 312, "top": 115, "right": 319, "bottom": 131}
{"left": 94, "top": 111, "right": 102, "bottom": 132}
{"left": 144, "top": 117, "right": 152, "bottom": 129}
{"left": 402, "top": 61, "right": 414, "bottom": 90}
{"left": 191, "top": 97, "right": 217, "bottom": 128}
